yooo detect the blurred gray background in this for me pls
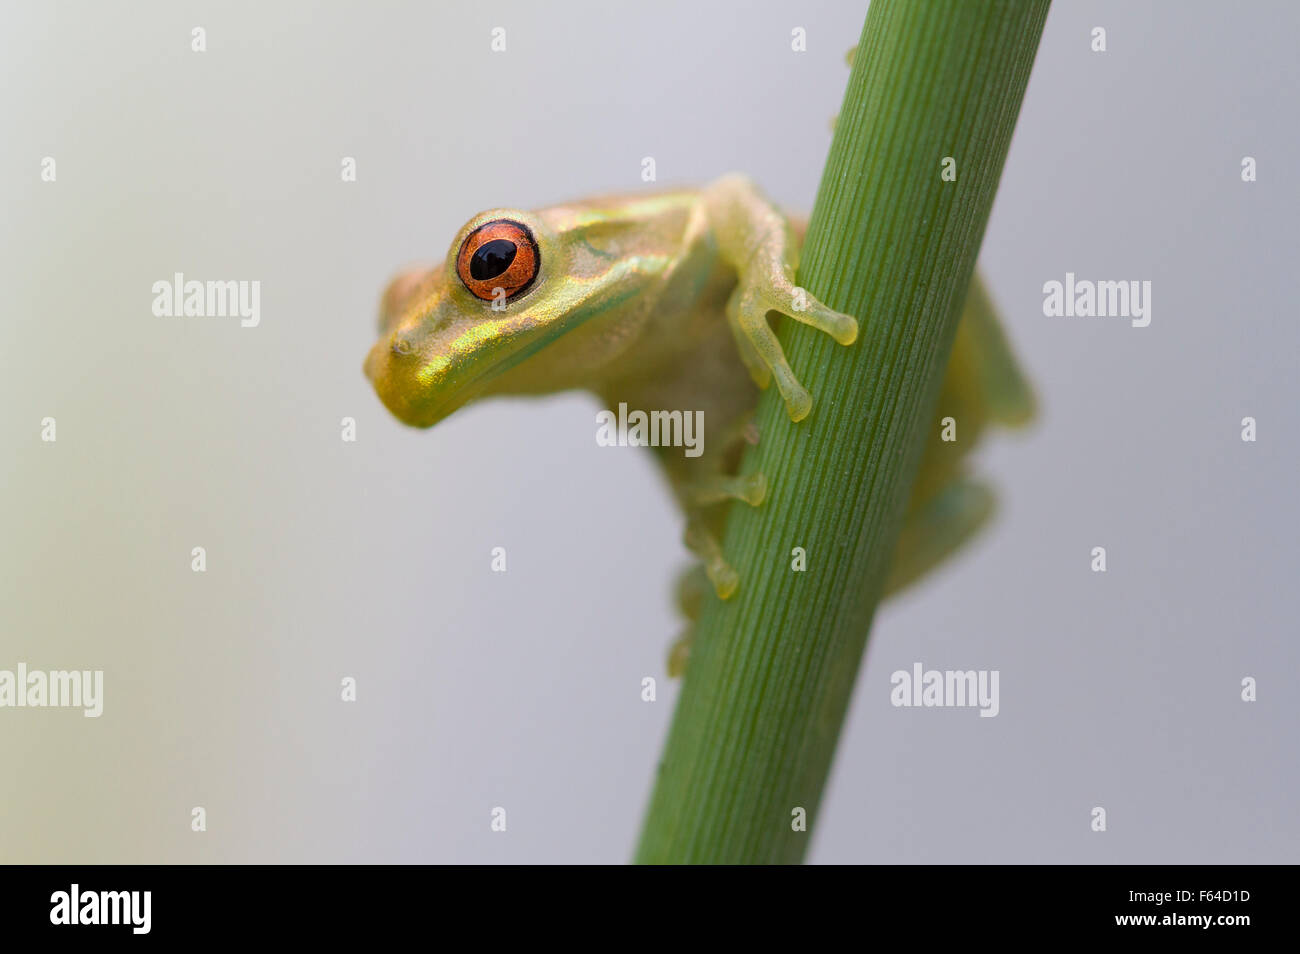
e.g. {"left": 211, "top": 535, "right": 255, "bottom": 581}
{"left": 2, "top": 0, "right": 1296, "bottom": 863}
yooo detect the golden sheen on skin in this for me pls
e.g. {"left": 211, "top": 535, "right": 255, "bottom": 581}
{"left": 365, "top": 174, "right": 1035, "bottom": 676}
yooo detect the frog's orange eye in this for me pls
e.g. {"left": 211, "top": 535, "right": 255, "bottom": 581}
{"left": 456, "top": 219, "right": 539, "bottom": 302}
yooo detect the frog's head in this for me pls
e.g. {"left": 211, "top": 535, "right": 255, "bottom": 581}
{"left": 365, "top": 203, "right": 664, "bottom": 428}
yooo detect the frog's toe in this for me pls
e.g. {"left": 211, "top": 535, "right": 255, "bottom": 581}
{"left": 729, "top": 277, "right": 857, "bottom": 421}
{"left": 780, "top": 287, "right": 859, "bottom": 345}
{"left": 682, "top": 472, "right": 767, "bottom": 508}
{"left": 729, "top": 287, "right": 814, "bottom": 421}
{"left": 667, "top": 626, "right": 693, "bottom": 678}
{"left": 674, "top": 563, "right": 709, "bottom": 621}
{"left": 725, "top": 287, "right": 774, "bottom": 390}
{"left": 706, "top": 560, "right": 739, "bottom": 601}
{"left": 684, "top": 519, "right": 740, "bottom": 600}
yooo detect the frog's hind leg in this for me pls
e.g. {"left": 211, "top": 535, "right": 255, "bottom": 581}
{"left": 667, "top": 564, "right": 709, "bottom": 677}
{"left": 680, "top": 472, "right": 767, "bottom": 508}
{"left": 683, "top": 515, "right": 740, "bottom": 601}
{"left": 881, "top": 273, "right": 1034, "bottom": 595}
{"left": 667, "top": 415, "right": 764, "bottom": 675}
{"left": 677, "top": 409, "right": 766, "bottom": 600}
{"left": 673, "top": 563, "right": 710, "bottom": 621}
{"left": 884, "top": 477, "right": 996, "bottom": 597}
{"left": 672, "top": 515, "right": 748, "bottom": 677}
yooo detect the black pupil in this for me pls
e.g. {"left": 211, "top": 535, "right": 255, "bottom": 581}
{"left": 470, "top": 239, "right": 518, "bottom": 281}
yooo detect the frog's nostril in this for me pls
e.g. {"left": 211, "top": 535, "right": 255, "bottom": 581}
{"left": 392, "top": 336, "right": 414, "bottom": 356}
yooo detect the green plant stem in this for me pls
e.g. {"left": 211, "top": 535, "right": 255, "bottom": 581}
{"left": 635, "top": 0, "right": 1049, "bottom": 865}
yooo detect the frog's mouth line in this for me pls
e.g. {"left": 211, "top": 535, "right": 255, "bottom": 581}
{"left": 362, "top": 323, "right": 540, "bottom": 428}
{"left": 365, "top": 293, "right": 604, "bottom": 428}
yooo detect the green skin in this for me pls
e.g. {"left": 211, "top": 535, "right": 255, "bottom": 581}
{"left": 365, "top": 174, "right": 1034, "bottom": 674}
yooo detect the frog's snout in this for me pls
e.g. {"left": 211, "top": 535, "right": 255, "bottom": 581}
{"left": 367, "top": 264, "right": 442, "bottom": 426}
{"left": 378, "top": 264, "right": 436, "bottom": 334}
{"left": 364, "top": 328, "right": 440, "bottom": 428}
{"left": 366, "top": 266, "right": 484, "bottom": 429}
{"left": 361, "top": 337, "right": 389, "bottom": 385}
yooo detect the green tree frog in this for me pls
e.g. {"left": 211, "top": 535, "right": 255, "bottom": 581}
{"left": 365, "top": 174, "right": 1034, "bottom": 674}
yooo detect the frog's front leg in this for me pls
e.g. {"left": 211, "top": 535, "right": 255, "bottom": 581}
{"left": 703, "top": 174, "right": 859, "bottom": 421}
